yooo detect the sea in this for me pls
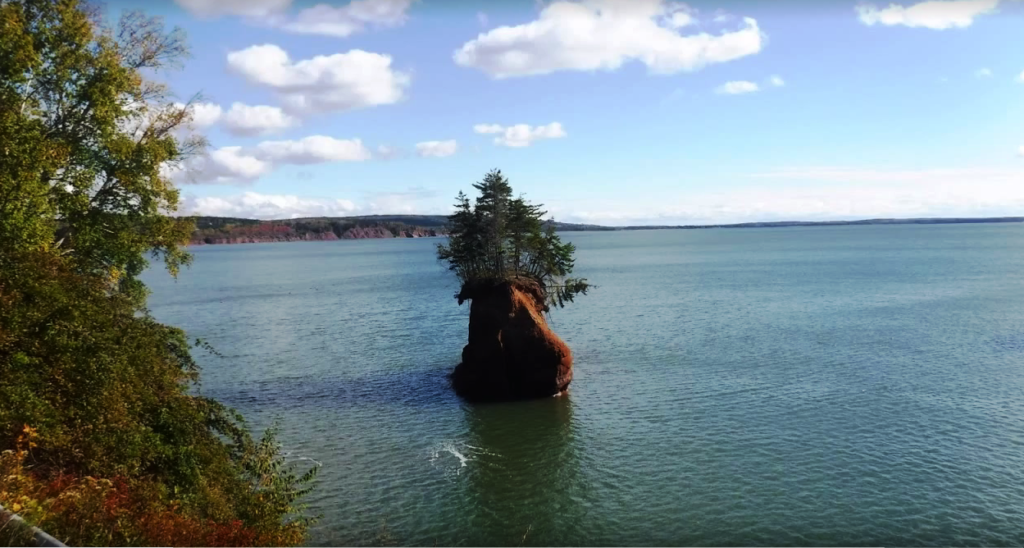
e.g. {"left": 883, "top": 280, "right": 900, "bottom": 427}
{"left": 141, "top": 223, "right": 1024, "bottom": 546}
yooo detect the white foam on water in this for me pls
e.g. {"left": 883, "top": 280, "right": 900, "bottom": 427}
{"left": 448, "top": 445, "right": 469, "bottom": 467}
{"left": 428, "top": 441, "right": 500, "bottom": 477}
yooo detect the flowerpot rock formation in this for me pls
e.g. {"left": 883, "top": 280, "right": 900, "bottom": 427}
{"left": 450, "top": 280, "right": 573, "bottom": 402}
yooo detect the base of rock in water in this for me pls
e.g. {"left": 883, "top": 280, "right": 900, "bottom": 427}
{"left": 450, "top": 279, "right": 573, "bottom": 402}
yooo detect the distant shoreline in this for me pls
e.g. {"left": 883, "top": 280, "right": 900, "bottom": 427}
{"left": 184, "top": 215, "right": 1024, "bottom": 246}
{"left": 613, "top": 216, "right": 1024, "bottom": 231}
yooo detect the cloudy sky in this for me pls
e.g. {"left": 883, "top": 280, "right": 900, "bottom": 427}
{"left": 132, "top": 0, "right": 1024, "bottom": 225}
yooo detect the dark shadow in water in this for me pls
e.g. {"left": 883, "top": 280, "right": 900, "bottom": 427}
{"left": 204, "top": 365, "right": 460, "bottom": 412}
{"left": 455, "top": 395, "right": 587, "bottom": 547}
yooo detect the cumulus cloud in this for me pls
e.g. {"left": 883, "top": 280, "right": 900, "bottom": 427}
{"left": 474, "top": 122, "right": 567, "bottom": 147}
{"left": 170, "top": 136, "right": 371, "bottom": 185}
{"left": 180, "top": 186, "right": 444, "bottom": 219}
{"left": 473, "top": 124, "right": 504, "bottom": 134}
{"left": 1018, "top": 145, "right": 1024, "bottom": 156}
{"left": 174, "top": 0, "right": 289, "bottom": 18}
{"left": 255, "top": 136, "right": 372, "bottom": 164}
{"left": 171, "top": 146, "right": 274, "bottom": 184}
{"left": 855, "top": 0, "right": 1000, "bottom": 29}
{"left": 768, "top": 74, "right": 785, "bottom": 87}
{"left": 715, "top": 80, "right": 759, "bottom": 94}
{"left": 280, "top": 0, "right": 415, "bottom": 37}
{"left": 221, "top": 103, "right": 299, "bottom": 136}
{"left": 547, "top": 166, "right": 1024, "bottom": 226}
{"left": 363, "top": 187, "right": 440, "bottom": 213}
{"left": 183, "top": 192, "right": 359, "bottom": 219}
{"left": 1017, "top": 70, "right": 1024, "bottom": 82}
{"left": 226, "top": 44, "right": 410, "bottom": 115}
{"left": 180, "top": 166, "right": 1024, "bottom": 223}
{"left": 751, "top": 166, "right": 1024, "bottom": 184}
{"left": 415, "top": 140, "right": 458, "bottom": 157}
{"left": 666, "top": 10, "right": 696, "bottom": 28}
{"left": 185, "top": 102, "right": 224, "bottom": 128}
{"left": 174, "top": 0, "right": 415, "bottom": 37}
{"left": 453, "top": 0, "right": 764, "bottom": 78}
{"left": 170, "top": 101, "right": 299, "bottom": 136}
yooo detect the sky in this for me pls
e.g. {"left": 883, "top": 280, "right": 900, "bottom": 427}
{"left": 116, "top": 0, "right": 1024, "bottom": 225}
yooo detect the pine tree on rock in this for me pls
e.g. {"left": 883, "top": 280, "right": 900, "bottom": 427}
{"left": 437, "top": 169, "right": 590, "bottom": 401}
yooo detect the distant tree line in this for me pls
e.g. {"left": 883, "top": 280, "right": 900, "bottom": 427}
{"left": 190, "top": 217, "right": 446, "bottom": 244}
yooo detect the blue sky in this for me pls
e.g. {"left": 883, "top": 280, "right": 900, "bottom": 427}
{"left": 126, "top": 0, "right": 1024, "bottom": 225}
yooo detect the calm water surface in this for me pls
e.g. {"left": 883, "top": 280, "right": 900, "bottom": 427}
{"left": 142, "top": 224, "right": 1024, "bottom": 546}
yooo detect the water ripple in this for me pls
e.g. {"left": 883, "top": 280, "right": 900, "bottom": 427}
{"left": 141, "top": 226, "right": 1024, "bottom": 546}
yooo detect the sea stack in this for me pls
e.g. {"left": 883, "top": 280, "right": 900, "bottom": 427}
{"left": 451, "top": 279, "right": 573, "bottom": 402}
{"left": 435, "top": 169, "right": 591, "bottom": 402}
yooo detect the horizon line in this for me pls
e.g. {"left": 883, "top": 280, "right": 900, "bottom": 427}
{"left": 182, "top": 213, "right": 1024, "bottom": 229}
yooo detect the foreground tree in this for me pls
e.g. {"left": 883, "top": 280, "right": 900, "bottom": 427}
{"left": 437, "top": 169, "right": 590, "bottom": 401}
{"left": 0, "top": 1, "right": 316, "bottom": 545}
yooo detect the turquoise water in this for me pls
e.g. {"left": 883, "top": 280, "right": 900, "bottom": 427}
{"left": 142, "top": 224, "right": 1024, "bottom": 546}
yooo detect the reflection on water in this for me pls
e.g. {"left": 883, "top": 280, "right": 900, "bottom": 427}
{"left": 459, "top": 396, "right": 583, "bottom": 546}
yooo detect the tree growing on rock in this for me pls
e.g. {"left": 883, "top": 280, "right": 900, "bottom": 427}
{"left": 437, "top": 169, "right": 590, "bottom": 401}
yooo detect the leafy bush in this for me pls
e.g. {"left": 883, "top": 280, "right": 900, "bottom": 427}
{"left": 0, "top": 249, "right": 318, "bottom": 546}
{"left": 0, "top": 427, "right": 309, "bottom": 547}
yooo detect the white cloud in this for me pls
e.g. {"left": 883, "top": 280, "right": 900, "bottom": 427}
{"left": 281, "top": 0, "right": 415, "bottom": 37}
{"left": 855, "top": 0, "right": 1000, "bottom": 30}
{"left": 715, "top": 80, "right": 759, "bottom": 94}
{"left": 168, "top": 101, "right": 299, "bottom": 136}
{"left": 376, "top": 145, "right": 403, "bottom": 159}
{"left": 180, "top": 187, "right": 444, "bottom": 219}
{"left": 473, "top": 124, "right": 505, "bottom": 134}
{"left": 712, "top": 11, "right": 733, "bottom": 23}
{"left": 474, "top": 123, "right": 567, "bottom": 147}
{"left": 548, "top": 166, "right": 1024, "bottom": 225}
{"left": 183, "top": 192, "right": 359, "bottom": 219}
{"left": 768, "top": 74, "right": 785, "bottom": 87}
{"left": 226, "top": 44, "right": 410, "bottom": 115}
{"left": 975, "top": 67, "right": 993, "bottom": 77}
{"left": 1017, "top": 70, "right": 1024, "bottom": 82}
{"left": 1018, "top": 146, "right": 1024, "bottom": 156}
{"left": 415, "top": 140, "right": 458, "bottom": 157}
{"left": 751, "top": 166, "right": 1024, "bottom": 184}
{"left": 222, "top": 103, "right": 299, "bottom": 136}
{"left": 187, "top": 102, "right": 224, "bottom": 128}
{"left": 174, "top": 0, "right": 289, "bottom": 18}
{"left": 170, "top": 136, "right": 371, "bottom": 185}
{"left": 453, "top": 0, "right": 764, "bottom": 78}
{"left": 173, "top": 146, "right": 274, "bottom": 184}
{"left": 174, "top": 0, "right": 415, "bottom": 37}
{"left": 665, "top": 4, "right": 696, "bottom": 28}
{"left": 363, "top": 187, "right": 440, "bottom": 213}
{"left": 178, "top": 165, "right": 1024, "bottom": 223}
{"left": 255, "top": 136, "right": 372, "bottom": 164}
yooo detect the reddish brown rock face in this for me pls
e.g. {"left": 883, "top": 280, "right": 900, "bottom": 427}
{"left": 450, "top": 280, "right": 573, "bottom": 402}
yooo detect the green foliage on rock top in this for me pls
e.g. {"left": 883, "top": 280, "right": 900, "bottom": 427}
{"left": 0, "top": 0, "right": 317, "bottom": 545}
{"left": 437, "top": 169, "right": 591, "bottom": 309}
